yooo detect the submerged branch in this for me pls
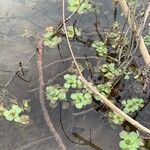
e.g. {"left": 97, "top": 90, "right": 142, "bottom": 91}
{"left": 36, "top": 35, "right": 66, "bottom": 150}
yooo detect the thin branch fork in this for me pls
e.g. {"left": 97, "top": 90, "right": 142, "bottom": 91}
{"left": 117, "top": 0, "right": 150, "bottom": 66}
{"left": 62, "top": 0, "right": 150, "bottom": 134}
{"left": 36, "top": 35, "right": 66, "bottom": 150}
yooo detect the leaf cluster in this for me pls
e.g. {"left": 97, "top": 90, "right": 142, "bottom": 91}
{"left": 108, "top": 111, "right": 124, "bottom": 125}
{"left": 67, "top": 0, "right": 93, "bottom": 14}
{"left": 92, "top": 41, "right": 108, "bottom": 56}
{"left": 119, "top": 131, "right": 144, "bottom": 150}
{"left": 122, "top": 98, "right": 144, "bottom": 114}
{"left": 43, "top": 31, "right": 62, "bottom": 48}
{"left": 46, "top": 86, "right": 66, "bottom": 104}
{"left": 71, "top": 92, "right": 92, "bottom": 109}
{"left": 64, "top": 74, "right": 82, "bottom": 89}
{"left": 100, "top": 63, "right": 122, "bottom": 79}
{"left": 66, "top": 26, "right": 81, "bottom": 38}
{"left": 94, "top": 82, "right": 112, "bottom": 100}
{"left": 1, "top": 103, "right": 30, "bottom": 124}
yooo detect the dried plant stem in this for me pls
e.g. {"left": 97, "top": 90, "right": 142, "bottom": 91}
{"left": 44, "top": 56, "right": 98, "bottom": 69}
{"left": 117, "top": 0, "right": 150, "bottom": 66}
{"left": 62, "top": 0, "right": 150, "bottom": 134}
{"left": 36, "top": 35, "right": 66, "bottom": 150}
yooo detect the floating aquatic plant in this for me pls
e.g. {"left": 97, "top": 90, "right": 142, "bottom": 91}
{"left": 108, "top": 111, "right": 124, "bottom": 125}
{"left": 3, "top": 104, "right": 22, "bottom": 122}
{"left": 43, "top": 30, "right": 62, "bottom": 48}
{"left": 71, "top": 92, "right": 92, "bottom": 109}
{"left": 0, "top": 101, "right": 30, "bottom": 124}
{"left": 100, "top": 63, "right": 122, "bottom": 79}
{"left": 92, "top": 41, "right": 108, "bottom": 56}
{"left": 94, "top": 82, "right": 112, "bottom": 100}
{"left": 46, "top": 86, "right": 66, "bottom": 104}
{"left": 64, "top": 74, "right": 82, "bottom": 89}
{"left": 122, "top": 98, "right": 144, "bottom": 114}
{"left": 119, "top": 131, "right": 144, "bottom": 150}
{"left": 66, "top": 26, "right": 81, "bottom": 38}
{"left": 67, "top": 0, "right": 93, "bottom": 14}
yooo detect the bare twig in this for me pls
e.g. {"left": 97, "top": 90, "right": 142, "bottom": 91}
{"left": 62, "top": 0, "right": 150, "bottom": 134}
{"left": 73, "top": 108, "right": 94, "bottom": 116}
{"left": 44, "top": 56, "right": 98, "bottom": 69}
{"left": 36, "top": 35, "right": 66, "bottom": 150}
{"left": 48, "top": 67, "right": 69, "bottom": 83}
{"left": 117, "top": 0, "right": 150, "bottom": 66}
{"left": 15, "top": 133, "right": 64, "bottom": 150}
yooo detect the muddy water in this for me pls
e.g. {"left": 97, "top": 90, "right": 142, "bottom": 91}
{"left": 0, "top": 0, "right": 150, "bottom": 150}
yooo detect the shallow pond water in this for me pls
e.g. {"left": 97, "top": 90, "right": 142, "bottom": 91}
{"left": 0, "top": 0, "right": 150, "bottom": 150}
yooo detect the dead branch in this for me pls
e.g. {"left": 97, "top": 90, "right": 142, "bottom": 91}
{"left": 44, "top": 56, "right": 98, "bottom": 69}
{"left": 36, "top": 35, "right": 66, "bottom": 150}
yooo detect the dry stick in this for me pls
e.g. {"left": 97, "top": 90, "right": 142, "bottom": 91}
{"left": 44, "top": 56, "right": 98, "bottom": 69}
{"left": 62, "top": 0, "right": 150, "bottom": 134}
{"left": 15, "top": 134, "right": 63, "bottom": 150}
{"left": 36, "top": 36, "right": 66, "bottom": 150}
{"left": 73, "top": 108, "right": 94, "bottom": 116}
{"left": 117, "top": 0, "right": 150, "bottom": 66}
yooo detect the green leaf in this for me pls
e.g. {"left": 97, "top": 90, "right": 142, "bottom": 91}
{"left": 66, "top": 26, "right": 81, "bottom": 38}
{"left": 119, "top": 131, "right": 128, "bottom": 139}
{"left": 14, "top": 117, "right": 21, "bottom": 123}
{"left": 84, "top": 93, "right": 92, "bottom": 99}
{"left": 75, "top": 103, "right": 83, "bottom": 109}
{"left": 92, "top": 41, "right": 108, "bottom": 56}
{"left": 43, "top": 31, "right": 62, "bottom": 48}
{"left": 129, "top": 132, "right": 138, "bottom": 140}
{"left": 119, "top": 140, "right": 127, "bottom": 149}
{"left": 67, "top": 0, "right": 93, "bottom": 14}
{"left": 64, "top": 83, "right": 70, "bottom": 89}
{"left": 144, "top": 35, "right": 150, "bottom": 46}
{"left": 71, "top": 94, "right": 77, "bottom": 99}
